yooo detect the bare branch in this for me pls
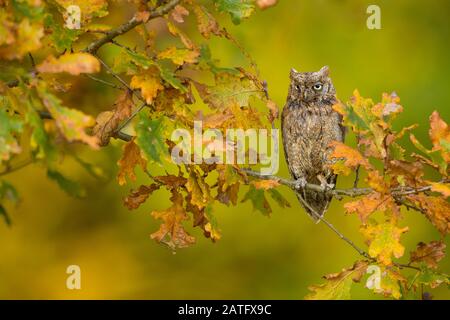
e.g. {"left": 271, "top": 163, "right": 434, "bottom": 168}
{"left": 295, "top": 191, "right": 371, "bottom": 259}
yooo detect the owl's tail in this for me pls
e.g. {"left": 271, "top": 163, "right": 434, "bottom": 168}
{"left": 295, "top": 189, "right": 332, "bottom": 223}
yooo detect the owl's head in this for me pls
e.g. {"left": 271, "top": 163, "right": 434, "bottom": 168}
{"left": 288, "top": 66, "right": 336, "bottom": 104}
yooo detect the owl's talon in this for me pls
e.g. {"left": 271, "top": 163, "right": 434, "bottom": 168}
{"left": 294, "top": 177, "right": 308, "bottom": 190}
{"left": 320, "top": 181, "right": 335, "bottom": 191}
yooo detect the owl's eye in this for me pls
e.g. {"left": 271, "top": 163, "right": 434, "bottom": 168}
{"left": 313, "top": 83, "right": 323, "bottom": 91}
{"left": 295, "top": 84, "right": 301, "bottom": 91}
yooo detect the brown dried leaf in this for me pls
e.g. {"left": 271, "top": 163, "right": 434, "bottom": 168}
{"left": 410, "top": 241, "right": 446, "bottom": 269}
{"left": 151, "top": 190, "right": 195, "bottom": 249}
{"left": 117, "top": 140, "right": 147, "bottom": 186}
{"left": 93, "top": 90, "right": 133, "bottom": 146}
{"left": 124, "top": 184, "right": 160, "bottom": 210}
{"left": 193, "top": 4, "right": 223, "bottom": 39}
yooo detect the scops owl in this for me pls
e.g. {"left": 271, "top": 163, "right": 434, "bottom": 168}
{"left": 281, "top": 66, "right": 345, "bottom": 222}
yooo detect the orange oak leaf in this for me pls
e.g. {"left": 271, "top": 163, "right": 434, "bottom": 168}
{"left": 252, "top": 179, "right": 280, "bottom": 190}
{"left": 429, "top": 182, "right": 450, "bottom": 198}
{"left": 117, "top": 140, "right": 147, "bottom": 186}
{"left": 157, "top": 46, "right": 199, "bottom": 65}
{"left": 407, "top": 194, "right": 450, "bottom": 235}
{"left": 150, "top": 190, "right": 195, "bottom": 249}
{"left": 330, "top": 141, "right": 371, "bottom": 175}
{"left": 344, "top": 193, "right": 394, "bottom": 224}
{"left": 429, "top": 111, "right": 450, "bottom": 162}
{"left": 130, "top": 73, "right": 164, "bottom": 104}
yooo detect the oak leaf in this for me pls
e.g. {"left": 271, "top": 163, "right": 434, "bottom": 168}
{"left": 124, "top": 184, "right": 160, "bottom": 210}
{"left": 305, "top": 261, "right": 368, "bottom": 300}
{"left": 361, "top": 221, "right": 408, "bottom": 265}
{"left": 117, "top": 140, "right": 147, "bottom": 186}
{"left": 130, "top": 73, "right": 164, "bottom": 104}
{"left": 93, "top": 90, "right": 133, "bottom": 146}
{"left": 410, "top": 241, "right": 446, "bottom": 269}
{"left": 407, "top": 194, "right": 450, "bottom": 235}
{"left": 37, "top": 53, "right": 100, "bottom": 75}
{"left": 37, "top": 82, "right": 98, "bottom": 148}
{"left": 157, "top": 46, "right": 199, "bottom": 66}
{"left": 150, "top": 190, "right": 195, "bottom": 249}
{"left": 171, "top": 5, "right": 189, "bottom": 23}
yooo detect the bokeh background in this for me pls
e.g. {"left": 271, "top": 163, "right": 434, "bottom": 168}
{"left": 0, "top": 0, "right": 449, "bottom": 299}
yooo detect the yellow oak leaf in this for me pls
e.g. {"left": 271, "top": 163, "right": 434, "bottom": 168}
{"left": 0, "top": 18, "right": 44, "bottom": 60}
{"left": 37, "top": 82, "right": 98, "bottom": 148}
{"left": 130, "top": 73, "right": 164, "bottom": 104}
{"left": 305, "top": 261, "right": 368, "bottom": 300}
{"left": 37, "top": 53, "right": 100, "bottom": 75}
{"left": 429, "top": 182, "right": 450, "bottom": 198}
{"left": 361, "top": 221, "right": 409, "bottom": 265}
{"left": 186, "top": 167, "right": 212, "bottom": 209}
{"left": 157, "top": 46, "right": 199, "bottom": 65}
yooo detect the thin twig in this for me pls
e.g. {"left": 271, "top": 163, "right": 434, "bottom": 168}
{"left": 353, "top": 165, "right": 360, "bottom": 188}
{"left": 84, "top": 74, "right": 122, "bottom": 90}
{"left": 95, "top": 56, "right": 134, "bottom": 92}
{"left": 116, "top": 101, "right": 147, "bottom": 133}
{"left": 295, "top": 191, "right": 371, "bottom": 259}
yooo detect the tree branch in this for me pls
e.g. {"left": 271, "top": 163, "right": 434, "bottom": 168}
{"left": 83, "top": 0, "right": 181, "bottom": 54}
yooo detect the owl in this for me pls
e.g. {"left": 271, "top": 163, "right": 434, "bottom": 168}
{"left": 281, "top": 66, "right": 345, "bottom": 222}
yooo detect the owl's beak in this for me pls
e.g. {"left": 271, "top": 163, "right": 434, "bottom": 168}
{"left": 303, "top": 91, "right": 309, "bottom": 100}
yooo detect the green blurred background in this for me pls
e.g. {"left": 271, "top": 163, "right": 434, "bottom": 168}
{"left": 0, "top": 0, "right": 449, "bottom": 299}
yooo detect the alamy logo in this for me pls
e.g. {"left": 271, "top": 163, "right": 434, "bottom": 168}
{"left": 365, "top": 265, "right": 381, "bottom": 290}
{"left": 64, "top": 5, "right": 81, "bottom": 30}
{"left": 66, "top": 265, "right": 81, "bottom": 290}
{"left": 366, "top": 5, "right": 381, "bottom": 30}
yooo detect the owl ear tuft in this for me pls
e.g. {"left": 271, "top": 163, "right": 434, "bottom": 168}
{"left": 319, "top": 65, "right": 330, "bottom": 76}
{"left": 290, "top": 68, "right": 299, "bottom": 78}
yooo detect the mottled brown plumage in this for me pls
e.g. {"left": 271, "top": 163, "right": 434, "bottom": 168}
{"left": 281, "top": 66, "right": 345, "bottom": 222}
